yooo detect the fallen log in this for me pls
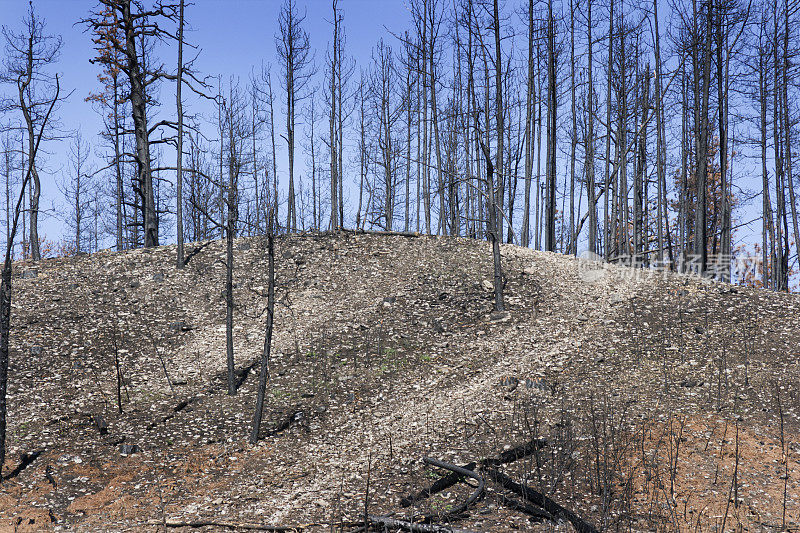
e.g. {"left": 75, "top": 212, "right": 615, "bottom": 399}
{"left": 484, "top": 438, "right": 547, "bottom": 466}
{"left": 483, "top": 467, "right": 599, "bottom": 533}
{"left": 491, "top": 492, "right": 552, "bottom": 522}
{"left": 421, "top": 458, "right": 484, "bottom": 517}
{"left": 400, "top": 462, "right": 477, "bottom": 508}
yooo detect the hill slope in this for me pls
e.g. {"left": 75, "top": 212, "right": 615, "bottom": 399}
{"left": 1, "top": 232, "right": 799, "bottom": 532}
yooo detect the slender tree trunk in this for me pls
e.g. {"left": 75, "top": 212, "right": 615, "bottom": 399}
{"left": 535, "top": 39, "right": 543, "bottom": 250}
{"left": 694, "top": 0, "right": 713, "bottom": 274}
{"left": 569, "top": 0, "right": 577, "bottom": 254}
{"left": 176, "top": 0, "right": 185, "bottom": 267}
{"left": 604, "top": 0, "right": 614, "bottom": 259}
{"left": 545, "top": 0, "right": 557, "bottom": 252}
{"left": 586, "top": 0, "right": 597, "bottom": 254}
{"left": 654, "top": 0, "right": 668, "bottom": 265}
{"left": 760, "top": 39, "right": 773, "bottom": 287}
{"left": 782, "top": 0, "right": 800, "bottom": 278}
{"left": 522, "top": 0, "right": 534, "bottom": 248}
{"left": 494, "top": 0, "right": 505, "bottom": 242}
{"left": 249, "top": 213, "right": 275, "bottom": 444}
{"left": 479, "top": 140, "right": 504, "bottom": 313}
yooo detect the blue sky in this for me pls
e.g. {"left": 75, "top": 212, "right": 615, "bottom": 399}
{"left": 0, "top": 0, "right": 412, "bottom": 245}
{"left": 0, "top": 0, "right": 774, "bottom": 272}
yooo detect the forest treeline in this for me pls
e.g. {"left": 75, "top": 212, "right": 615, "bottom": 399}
{"left": 0, "top": 0, "right": 798, "bottom": 290}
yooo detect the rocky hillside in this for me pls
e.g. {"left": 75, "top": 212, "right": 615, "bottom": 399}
{"left": 1, "top": 232, "right": 798, "bottom": 532}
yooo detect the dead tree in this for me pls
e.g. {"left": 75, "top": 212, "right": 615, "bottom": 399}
{"left": 175, "top": 0, "right": 186, "bottom": 267}
{"left": 1, "top": 3, "right": 66, "bottom": 261}
{"left": 544, "top": 0, "right": 557, "bottom": 252}
{"left": 86, "top": 2, "right": 129, "bottom": 252}
{"left": 0, "top": 73, "right": 57, "bottom": 476}
{"left": 250, "top": 209, "right": 276, "bottom": 444}
{"left": 58, "top": 131, "right": 94, "bottom": 253}
{"left": 479, "top": 139, "right": 505, "bottom": 313}
{"left": 276, "top": 0, "right": 313, "bottom": 232}
{"left": 83, "top": 0, "right": 207, "bottom": 249}
{"left": 327, "top": 0, "right": 342, "bottom": 230}
{"left": 190, "top": 83, "right": 248, "bottom": 395}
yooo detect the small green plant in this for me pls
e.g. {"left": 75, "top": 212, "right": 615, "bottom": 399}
{"left": 15, "top": 421, "right": 31, "bottom": 438}
{"left": 420, "top": 354, "right": 432, "bottom": 362}
{"left": 383, "top": 347, "right": 397, "bottom": 358}
{"left": 272, "top": 388, "right": 288, "bottom": 399}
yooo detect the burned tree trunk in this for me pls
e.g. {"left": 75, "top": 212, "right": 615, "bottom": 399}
{"left": 479, "top": 140, "right": 505, "bottom": 313}
{"left": 250, "top": 212, "right": 276, "bottom": 444}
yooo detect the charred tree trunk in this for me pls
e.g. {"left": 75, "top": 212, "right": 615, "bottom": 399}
{"left": 250, "top": 212, "right": 276, "bottom": 444}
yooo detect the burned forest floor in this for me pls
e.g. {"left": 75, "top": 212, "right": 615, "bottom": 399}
{"left": 0, "top": 232, "right": 799, "bottom": 532}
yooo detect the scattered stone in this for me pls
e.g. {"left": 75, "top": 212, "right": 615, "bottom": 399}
{"left": 129, "top": 280, "right": 140, "bottom": 289}
{"left": 694, "top": 326, "right": 705, "bottom": 335}
{"left": 431, "top": 319, "right": 445, "bottom": 333}
{"left": 680, "top": 379, "right": 699, "bottom": 388}
{"left": 91, "top": 414, "right": 109, "bottom": 435}
{"left": 170, "top": 321, "right": 194, "bottom": 332}
{"left": 523, "top": 266, "right": 536, "bottom": 276}
{"left": 576, "top": 314, "right": 589, "bottom": 322}
{"left": 119, "top": 444, "right": 140, "bottom": 456}
{"left": 437, "top": 291, "right": 449, "bottom": 300}
{"left": 499, "top": 376, "right": 519, "bottom": 387}
{"left": 610, "top": 293, "right": 625, "bottom": 305}
{"left": 238, "top": 242, "right": 251, "bottom": 251}
{"left": 21, "top": 269, "right": 38, "bottom": 279}
{"left": 152, "top": 272, "right": 165, "bottom": 283}
{"left": 525, "top": 378, "right": 549, "bottom": 392}
{"left": 382, "top": 296, "right": 396, "bottom": 308}
{"left": 30, "top": 346, "right": 43, "bottom": 356}
{"left": 67, "top": 283, "right": 79, "bottom": 290}
{"left": 481, "top": 280, "right": 494, "bottom": 292}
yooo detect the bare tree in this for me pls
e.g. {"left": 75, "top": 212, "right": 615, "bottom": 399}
{"left": 544, "top": 0, "right": 558, "bottom": 252}
{"left": 58, "top": 131, "right": 94, "bottom": 253}
{"left": 176, "top": 0, "right": 186, "bottom": 267}
{"left": 0, "top": 69, "right": 57, "bottom": 476}
{"left": 250, "top": 208, "right": 276, "bottom": 444}
{"left": 276, "top": 0, "right": 313, "bottom": 232}
{"left": 1, "top": 3, "right": 66, "bottom": 262}
{"left": 327, "top": 0, "right": 342, "bottom": 230}
{"left": 86, "top": 2, "right": 129, "bottom": 252}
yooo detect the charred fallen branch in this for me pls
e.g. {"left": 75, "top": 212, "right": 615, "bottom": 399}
{"left": 4, "top": 450, "right": 42, "bottom": 480}
{"left": 483, "top": 467, "right": 599, "bottom": 533}
{"left": 421, "top": 458, "right": 484, "bottom": 517}
{"left": 491, "top": 492, "right": 553, "bottom": 522}
{"left": 483, "top": 437, "right": 547, "bottom": 466}
{"left": 400, "top": 461, "right": 477, "bottom": 508}
{"left": 380, "top": 438, "right": 598, "bottom": 533}
{"left": 268, "top": 408, "right": 305, "bottom": 437}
